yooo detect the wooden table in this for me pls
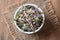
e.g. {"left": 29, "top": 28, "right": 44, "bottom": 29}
{"left": 0, "top": 0, "right": 60, "bottom": 40}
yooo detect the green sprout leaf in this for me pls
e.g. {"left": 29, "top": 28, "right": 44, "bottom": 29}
{"left": 24, "top": 23, "right": 26, "bottom": 27}
{"left": 15, "top": 13, "right": 19, "bottom": 20}
{"left": 34, "top": 18, "right": 39, "bottom": 23}
{"left": 38, "top": 11, "right": 41, "bottom": 14}
{"left": 23, "top": 23, "right": 30, "bottom": 30}
{"left": 26, "top": 5, "right": 32, "bottom": 9}
{"left": 17, "top": 23, "right": 22, "bottom": 28}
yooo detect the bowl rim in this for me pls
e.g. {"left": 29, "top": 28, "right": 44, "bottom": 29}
{"left": 14, "top": 4, "right": 45, "bottom": 34}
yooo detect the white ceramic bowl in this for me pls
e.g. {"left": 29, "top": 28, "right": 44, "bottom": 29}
{"left": 14, "top": 4, "right": 45, "bottom": 34}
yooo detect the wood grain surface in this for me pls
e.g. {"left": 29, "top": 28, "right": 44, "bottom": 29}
{"left": 0, "top": 0, "right": 60, "bottom": 40}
